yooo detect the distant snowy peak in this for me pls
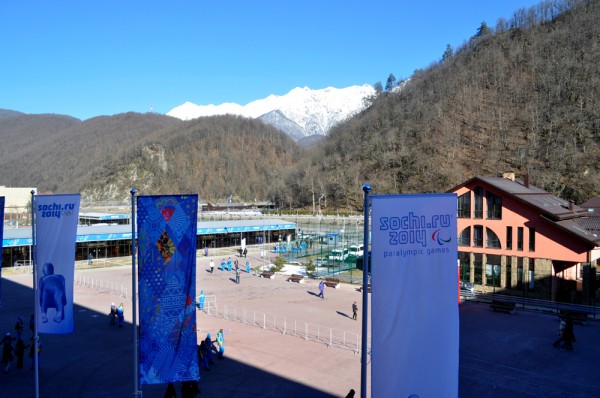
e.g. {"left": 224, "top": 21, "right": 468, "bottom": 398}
{"left": 167, "top": 85, "right": 375, "bottom": 140}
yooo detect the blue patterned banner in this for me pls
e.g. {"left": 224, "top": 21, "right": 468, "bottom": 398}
{"left": 137, "top": 195, "right": 199, "bottom": 385}
{"left": 0, "top": 196, "right": 4, "bottom": 306}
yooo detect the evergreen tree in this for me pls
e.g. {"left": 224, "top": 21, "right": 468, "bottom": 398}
{"left": 385, "top": 73, "right": 397, "bottom": 92}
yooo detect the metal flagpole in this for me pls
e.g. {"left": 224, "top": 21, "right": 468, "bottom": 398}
{"left": 31, "top": 190, "right": 40, "bottom": 398}
{"left": 360, "top": 182, "right": 371, "bottom": 398}
{"left": 131, "top": 188, "right": 140, "bottom": 397}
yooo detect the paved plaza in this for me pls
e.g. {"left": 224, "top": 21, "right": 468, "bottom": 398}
{"left": 1, "top": 250, "right": 599, "bottom": 397}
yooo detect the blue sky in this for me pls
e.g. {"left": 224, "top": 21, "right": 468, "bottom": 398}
{"left": 0, "top": 1, "right": 541, "bottom": 120}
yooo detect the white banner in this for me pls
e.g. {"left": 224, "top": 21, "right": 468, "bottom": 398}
{"left": 371, "top": 194, "right": 458, "bottom": 398}
{"left": 35, "top": 194, "right": 80, "bottom": 334}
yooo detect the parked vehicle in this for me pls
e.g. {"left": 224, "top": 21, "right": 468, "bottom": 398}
{"left": 348, "top": 244, "right": 364, "bottom": 258}
{"left": 328, "top": 248, "right": 349, "bottom": 262}
{"left": 313, "top": 258, "right": 330, "bottom": 267}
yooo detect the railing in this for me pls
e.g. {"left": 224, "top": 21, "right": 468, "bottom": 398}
{"left": 461, "top": 291, "right": 600, "bottom": 320}
{"left": 201, "top": 295, "right": 362, "bottom": 354}
{"left": 74, "top": 274, "right": 129, "bottom": 299}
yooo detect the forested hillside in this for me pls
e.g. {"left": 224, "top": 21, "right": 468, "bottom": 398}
{"left": 295, "top": 0, "right": 600, "bottom": 209}
{"left": 82, "top": 115, "right": 301, "bottom": 203}
{"left": 1, "top": 0, "right": 598, "bottom": 210}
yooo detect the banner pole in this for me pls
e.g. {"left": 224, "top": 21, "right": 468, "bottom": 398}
{"left": 31, "top": 190, "right": 39, "bottom": 398}
{"left": 360, "top": 182, "right": 371, "bottom": 398}
{"left": 131, "top": 188, "right": 140, "bottom": 397}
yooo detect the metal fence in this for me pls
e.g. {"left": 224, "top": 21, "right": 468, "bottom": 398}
{"left": 461, "top": 291, "right": 600, "bottom": 320}
{"left": 201, "top": 295, "right": 362, "bottom": 354}
{"left": 74, "top": 274, "right": 129, "bottom": 299}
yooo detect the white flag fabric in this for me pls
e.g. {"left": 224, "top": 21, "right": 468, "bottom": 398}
{"left": 371, "top": 194, "right": 458, "bottom": 398}
{"left": 35, "top": 194, "right": 80, "bottom": 334}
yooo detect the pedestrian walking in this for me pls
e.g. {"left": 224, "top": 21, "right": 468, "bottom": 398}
{"left": 204, "top": 247, "right": 208, "bottom": 257}
{"left": 317, "top": 280, "right": 325, "bottom": 299}
{"left": 243, "top": 248, "right": 247, "bottom": 258}
{"left": 227, "top": 257, "right": 232, "bottom": 271}
{"left": 209, "top": 259, "right": 215, "bottom": 274}
{"left": 220, "top": 259, "right": 226, "bottom": 271}
{"left": 235, "top": 267, "right": 241, "bottom": 284}
{"left": 246, "top": 259, "right": 251, "bottom": 274}
{"left": 88, "top": 253, "right": 93, "bottom": 265}
{"left": 117, "top": 303, "right": 125, "bottom": 328}
{"left": 352, "top": 301, "right": 358, "bottom": 320}
{"left": 198, "top": 340, "right": 210, "bottom": 371}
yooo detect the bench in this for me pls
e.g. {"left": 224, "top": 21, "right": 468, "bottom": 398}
{"left": 260, "top": 271, "right": 275, "bottom": 279}
{"left": 287, "top": 274, "right": 305, "bottom": 283}
{"left": 490, "top": 300, "right": 516, "bottom": 314}
{"left": 558, "top": 310, "right": 590, "bottom": 325}
{"left": 324, "top": 278, "right": 340, "bottom": 289}
{"left": 359, "top": 284, "right": 371, "bottom": 293}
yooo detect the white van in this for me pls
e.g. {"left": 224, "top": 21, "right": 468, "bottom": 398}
{"left": 348, "top": 244, "right": 364, "bottom": 258}
{"left": 328, "top": 248, "right": 349, "bottom": 261}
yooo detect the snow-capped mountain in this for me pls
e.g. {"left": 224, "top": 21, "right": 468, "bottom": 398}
{"left": 167, "top": 85, "right": 375, "bottom": 140}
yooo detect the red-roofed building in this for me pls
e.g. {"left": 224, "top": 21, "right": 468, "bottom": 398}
{"left": 449, "top": 174, "right": 600, "bottom": 303}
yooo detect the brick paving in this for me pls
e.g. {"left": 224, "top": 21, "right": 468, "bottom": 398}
{"left": 1, "top": 250, "right": 599, "bottom": 397}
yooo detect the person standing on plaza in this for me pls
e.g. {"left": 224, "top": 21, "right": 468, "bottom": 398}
{"left": 216, "top": 329, "right": 225, "bottom": 359}
{"left": 14, "top": 338, "right": 29, "bottom": 369}
{"left": 227, "top": 257, "right": 232, "bottom": 271}
{"left": 204, "top": 333, "right": 214, "bottom": 363}
{"left": 317, "top": 280, "right": 325, "bottom": 299}
{"left": 220, "top": 259, "right": 226, "bottom": 271}
{"left": 209, "top": 259, "right": 215, "bottom": 274}
{"left": 88, "top": 252, "right": 93, "bottom": 265}
{"left": 243, "top": 248, "right": 247, "bottom": 258}
{"left": 197, "top": 291, "right": 206, "bottom": 310}
{"left": 117, "top": 303, "right": 125, "bottom": 328}
{"left": 2, "top": 333, "right": 15, "bottom": 374}
{"left": 14, "top": 317, "right": 23, "bottom": 340}
{"left": 109, "top": 302, "right": 117, "bottom": 326}
{"left": 246, "top": 259, "right": 251, "bottom": 274}
{"left": 235, "top": 266, "right": 241, "bottom": 284}
{"left": 352, "top": 301, "right": 358, "bottom": 320}
{"left": 164, "top": 382, "right": 177, "bottom": 398}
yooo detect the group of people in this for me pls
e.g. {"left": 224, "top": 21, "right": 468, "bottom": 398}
{"left": 109, "top": 302, "right": 125, "bottom": 327}
{"left": 212, "top": 257, "right": 251, "bottom": 284}
{"left": 2, "top": 315, "right": 40, "bottom": 374}
{"left": 164, "top": 328, "right": 226, "bottom": 397}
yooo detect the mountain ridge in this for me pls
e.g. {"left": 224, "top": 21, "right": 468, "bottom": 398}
{"left": 166, "top": 85, "right": 375, "bottom": 140}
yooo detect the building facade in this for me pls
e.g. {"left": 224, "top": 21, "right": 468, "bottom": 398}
{"left": 450, "top": 175, "right": 599, "bottom": 304}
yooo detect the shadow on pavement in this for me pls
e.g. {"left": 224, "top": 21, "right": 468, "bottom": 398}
{"left": 0, "top": 278, "right": 337, "bottom": 398}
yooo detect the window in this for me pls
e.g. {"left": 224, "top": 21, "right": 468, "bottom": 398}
{"left": 485, "top": 254, "right": 501, "bottom": 288}
{"left": 517, "top": 227, "right": 524, "bottom": 251}
{"left": 528, "top": 227, "right": 536, "bottom": 251}
{"left": 516, "top": 257, "right": 524, "bottom": 289}
{"left": 474, "top": 187, "right": 483, "bottom": 218}
{"left": 486, "top": 228, "right": 501, "bottom": 249}
{"left": 459, "top": 252, "right": 470, "bottom": 282}
{"left": 528, "top": 258, "right": 535, "bottom": 289}
{"left": 474, "top": 253, "right": 483, "bottom": 284}
{"left": 506, "top": 226, "right": 513, "bottom": 250}
{"left": 458, "top": 227, "right": 471, "bottom": 246}
{"left": 473, "top": 225, "right": 483, "bottom": 247}
{"left": 486, "top": 191, "right": 502, "bottom": 219}
{"left": 457, "top": 192, "right": 471, "bottom": 218}
{"left": 505, "top": 257, "right": 512, "bottom": 288}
